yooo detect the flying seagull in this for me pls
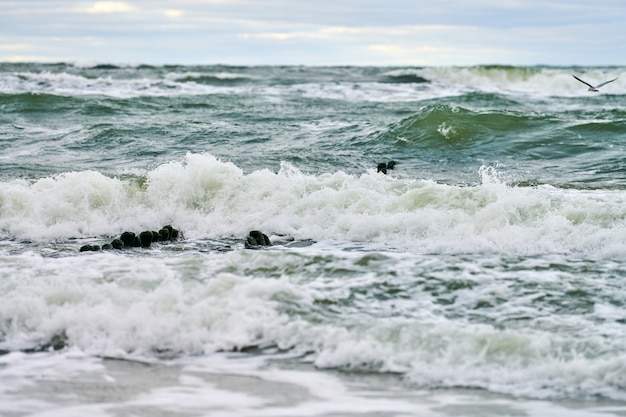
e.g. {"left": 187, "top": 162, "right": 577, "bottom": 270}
{"left": 572, "top": 74, "right": 618, "bottom": 92}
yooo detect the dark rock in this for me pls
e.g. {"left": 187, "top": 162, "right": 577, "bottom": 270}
{"left": 158, "top": 227, "right": 170, "bottom": 241}
{"left": 78, "top": 244, "right": 101, "bottom": 252}
{"left": 248, "top": 230, "right": 271, "bottom": 246}
{"left": 250, "top": 230, "right": 270, "bottom": 246}
{"left": 139, "top": 231, "right": 153, "bottom": 248}
{"left": 46, "top": 332, "right": 68, "bottom": 351}
{"left": 120, "top": 231, "right": 136, "bottom": 247}
{"left": 25, "top": 331, "right": 68, "bottom": 353}
{"left": 161, "top": 225, "right": 179, "bottom": 241}
{"left": 79, "top": 225, "right": 182, "bottom": 252}
{"left": 245, "top": 235, "right": 259, "bottom": 248}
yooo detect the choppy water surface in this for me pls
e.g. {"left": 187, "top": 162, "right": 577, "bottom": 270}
{"left": 1, "top": 63, "right": 626, "bottom": 416}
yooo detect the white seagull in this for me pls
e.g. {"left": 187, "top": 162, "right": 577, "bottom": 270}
{"left": 572, "top": 74, "right": 618, "bottom": 92}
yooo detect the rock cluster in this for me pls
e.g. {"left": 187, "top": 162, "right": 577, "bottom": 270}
{"left": 244, "top": 230, "right": 271, "bottom": 249}
{"left": 79, "top": 225, "right": 180, "bottom": 252}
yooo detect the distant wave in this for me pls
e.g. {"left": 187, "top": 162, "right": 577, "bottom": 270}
{"left": 2, "top": 63, "right": 623, "bottom": 100}
{"left": 173, "top": 73, "right": 253, "bottom": 85}
{"left": 379, "top": 72, "right": 430, "bottom": 84}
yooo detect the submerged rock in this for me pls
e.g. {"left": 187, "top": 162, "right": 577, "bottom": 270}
{"left": 120, "top": 231, "right": 137, "bottom": 248}
{"left": 158, "top": 227, "right": 170, "bottom": 241}
{"left": 79, "top": 225, "right": 181, "bottom": 252}
{"left": 79, "top": 244, "right": 93, "bottom": 252}
{"left": 158, "top": 225, "right": 180, "bottom": 242}
{"left": 245, "top": 230, "right": 272, "bottom": 248}
{"left": 139, "top": 230, "right": 153, "bottom": 248}
{"left": 79, "top": 244, "right": 101, "bottom": 252}
{"left": 23, "top": 332, "right": 68, "bottom": 353}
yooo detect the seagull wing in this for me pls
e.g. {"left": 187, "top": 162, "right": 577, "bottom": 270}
{"left": 595, "top": 77, "right": 618, "bottom": 88}
{"left": 572, "top": 75, "right": 595, "bottom": 88}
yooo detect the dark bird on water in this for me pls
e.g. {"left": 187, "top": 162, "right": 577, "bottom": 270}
{"left": 377, "top": 160, "right": 396, "bottom": 175}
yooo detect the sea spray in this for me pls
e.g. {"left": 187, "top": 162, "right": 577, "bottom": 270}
{"left": 2, "top": 153, "right": 626, "bottom": 256}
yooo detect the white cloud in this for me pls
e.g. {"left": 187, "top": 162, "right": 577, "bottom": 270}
{"left": 2, "top": 55, "right": 50, "bottom": 63}
{"left": 1, "top": 0, "right": 625, "bottom": 65}
{"left": 164, "top": 9, "right": 185, "bottom": 18}
{"left": 368, "top": 44, "right": 454, "bottom": 55}
{"left": 0, "top": 44, "right": 30, "bottom": 51}
{"left": 241, "top": 32, "right": 297, "bottom": 40}
{"left": 82, "top": 2, "right": 136, "bottom": 14}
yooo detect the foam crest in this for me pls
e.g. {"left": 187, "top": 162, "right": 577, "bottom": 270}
{"left": 419, "top": 66, "right": 626, "bottom": 97}
{"left": 0, "top": 70, "right": 238, "bottom": 98}
{"left": 0, "top": 171, "right": 137, "bottom": 240}
{"left": 2, "top": 153, "right": 626, "bottom": 256}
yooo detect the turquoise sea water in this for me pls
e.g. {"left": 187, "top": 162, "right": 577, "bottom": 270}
{"left": 1, "top": 63, "right": 626, "bottom": 416}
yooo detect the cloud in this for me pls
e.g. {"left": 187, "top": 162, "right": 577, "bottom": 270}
{"left": 1, "top": 53, "right": 50, "bottom": 63}
{"left": 240, "top": 25, "right": 409, "bottom": 42}
{"left": 241, "top": 32, "right": 298, "bottom": 40}
{"left": 164, "top": 9, "right": 185, "bottom": 18}
{"left": 1, "top": 0, "right": 625, "bottom": 65}
{"left": 0, "top": 44, "right": 30, "bottom": 51}
{"left": 368, "top": 44, "right": 454, "bottom": 55}
{"left": 82, "top": 2, "right": 136, "bottom": 14}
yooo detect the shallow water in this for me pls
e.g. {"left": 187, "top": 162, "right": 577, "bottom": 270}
{"left": 3, "top": 352, "right": 626, "bottom": 417}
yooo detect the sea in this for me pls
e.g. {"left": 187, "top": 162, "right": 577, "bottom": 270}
{"left": 1, "top": 63, "right": 626, "bottom": 417}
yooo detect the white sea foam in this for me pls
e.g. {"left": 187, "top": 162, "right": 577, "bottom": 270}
{"left": 3, "top": 63, "right": 626, "bottom": 415}
{"left": 2, "top": 66, "right": 623, "bottom": 102}
{"left": 418, "top": 66, "right": 626, "bottom": 97}
{"left": 1, "top": 246, "right": 625, "bottom": 402}
{"left": 2, "top": 152, "right": 626, "bottom": 257}
{"left": 288, "top": 81, "right": 446, "bottom": 102}
{"left": 0, "top": 70, "right": 246, "bottom": 98}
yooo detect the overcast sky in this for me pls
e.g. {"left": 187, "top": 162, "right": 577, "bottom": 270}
{"left": 2, "top": 0, "right": 625, "bottom": 66}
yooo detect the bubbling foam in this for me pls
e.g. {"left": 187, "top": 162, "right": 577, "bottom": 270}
{"left": 2, "top": 153, "right": 626, "bottom": 256}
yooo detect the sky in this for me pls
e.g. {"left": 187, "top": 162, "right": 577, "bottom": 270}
{"left": 1, "top": 0, "right": 626, "bottom": 66}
